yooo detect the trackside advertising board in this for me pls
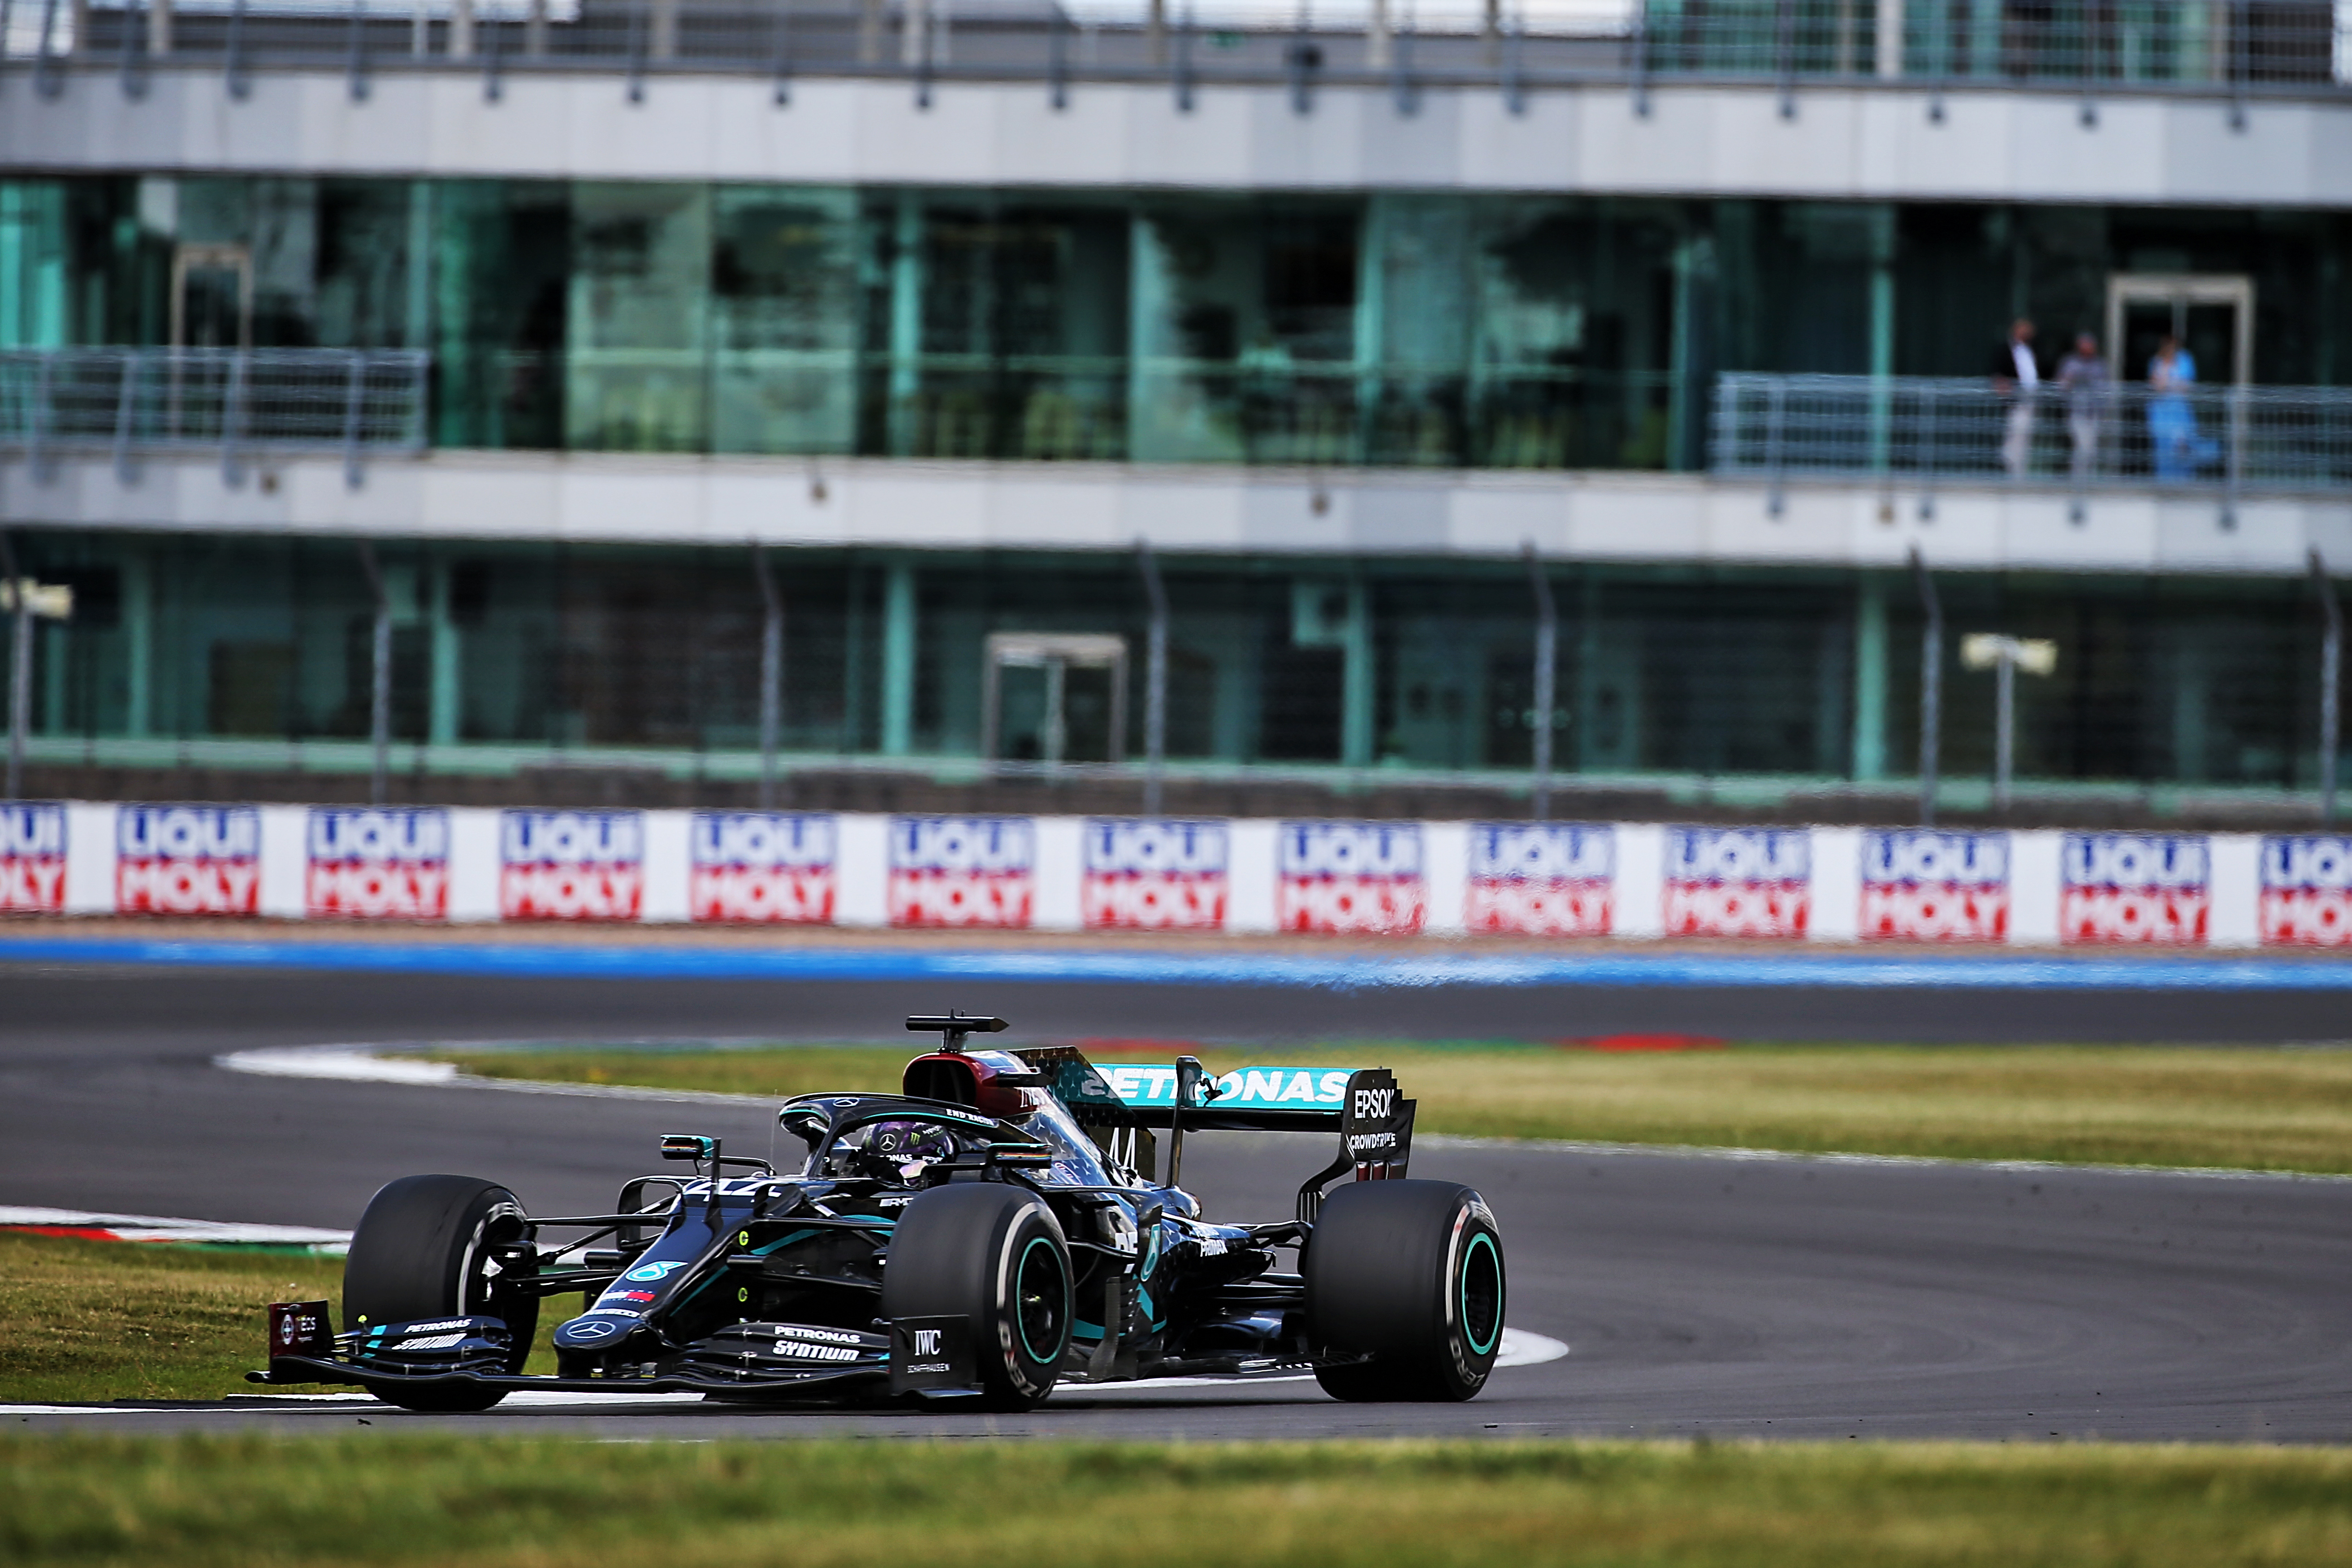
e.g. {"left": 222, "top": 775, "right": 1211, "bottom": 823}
{"left": 1860, "top": 830, "right": 2009, "bottom": 942}
{"left": 1081, "top": 818, "right": 1227, "bottom": 931}
{"left": 1465, "top": 822, "right": 1614, "bottom": 936}
{"left": 888, "top": 816, "right": 1033, "bottom": 928}
{"left": 306, "top": 808, "right": 449, "bottom": 920}
{"left": 1278, "top": 821, "right": 1425, "bottom": 935}
{"left": 2061, "top": 833, "right": 2209, "bottom": 945}
{"left": 691, "top": 813, "right": 836, "bottom": 924}
{"left": 0, "top": 802, "right": 66, "bottom": 912}
{"left": 2258, "top": 834, "right": 2352, "bottom": 947}
{"left": 500, "top": 811, "right": 644, "bottom": 921}
{"left": 117, "top": 804, "right": 260, "bottom": 916}
{"left": 1664, "top": 826, "right": 1810, "bottom": 938}
{"left": 8, "top": 805, "right": 2298, "bottom": 946}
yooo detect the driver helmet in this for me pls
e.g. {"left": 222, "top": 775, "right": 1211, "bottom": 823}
{"left": 865, "top": 1119, "right": 958, "bottom": 1180}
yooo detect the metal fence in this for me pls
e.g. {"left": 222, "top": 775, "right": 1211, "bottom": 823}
{"left": 0, "top": 349, "right": 431, "bottom": 485}
{"left": 1712, "top": 373, "right": 2352, "bottom": 507}
{"left": 5, "top": 0, "right": 2342, "bottom": 103}
{"left": 1638, "top": 0, "right": 2346, "bottom": 92}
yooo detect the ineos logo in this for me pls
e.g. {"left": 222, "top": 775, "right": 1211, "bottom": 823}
{"left": 1352, "top": 1088, "right": 1395, "bottom": 1121}
{"left": 913, "top": 1328, "right": 942, "bottom": 1357}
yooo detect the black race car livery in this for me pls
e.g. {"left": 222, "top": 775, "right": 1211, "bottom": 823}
{"left": 256, "top": 1013, "right": 1507, "bottom": 1409}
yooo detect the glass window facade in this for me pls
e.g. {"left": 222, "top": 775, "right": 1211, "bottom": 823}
{"left": 10, "top": 175, "right": 2349, "bottom": 468}
{"left": 0, "top": 530, "right": 2335, "bottom": 797}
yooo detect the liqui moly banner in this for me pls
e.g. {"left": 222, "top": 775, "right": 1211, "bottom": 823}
{"left": 1663, "top": 827, "right": 1810, "bottom": 938}
{"left": 0, "top": 802, "right": 66, "bottom": 912}
{"left": 307, "top": 808, "right": 449, "bottom": 920}
{"left": 1082, "top": 818, "right": 1227, "bottom": 931}
{"left": 888, "top": 816, "right": 1034, "bottom": 928}
{"left": 1860, "top": 830, "right": 2009, "bottom": 942}
{"left": 1278, "top": 821, "right": 1426, "bottom": 935}
{"left": 500, "top": 810, "right": 644, "bottom": 921}
{"left": 118, "top": 804, "right": 260, "bottom": 916}
{"left": 1465, "top": 823, "right": 1614, "bottom": 936}
{"left": 2258, "top": 835, "right": 2352, "bottom": 947}
{"left": 2061, "top": 833, "right": 2209, "bottom": 945}
{"left": 692, "top": 813, "right": 836, "bottom": 924}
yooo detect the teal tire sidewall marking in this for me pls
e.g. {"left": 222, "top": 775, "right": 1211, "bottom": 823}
{"left": 1013, "top": 1234, "right": 1070, "bottom": 1365}
{"left": 1459, "top": 1230, "right": 1502, "bottom": 1357}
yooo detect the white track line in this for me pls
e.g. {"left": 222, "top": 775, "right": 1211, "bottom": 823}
{"left": 0, "top": 1206, "right": 353, "bottom": 1249}
{"left": 0, "top": 1333, "right": 1568, "bottom": 1416}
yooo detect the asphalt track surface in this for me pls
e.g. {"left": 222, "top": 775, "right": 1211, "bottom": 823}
{"left": 4, "top": 959, "right": 2350, "bottom": 1442}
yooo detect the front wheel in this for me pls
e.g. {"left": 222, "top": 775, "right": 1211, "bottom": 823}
{"left": 882, "top": 1183, "right": 1072, "bottom": 1412}
{"left": 1305, "top": 1180, "right": 1506, "bottom": 1403}
{"left": 343, "top": 1175, "right": 539, "bottom": 1412}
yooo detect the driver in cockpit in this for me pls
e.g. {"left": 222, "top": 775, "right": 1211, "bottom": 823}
{"left": 823, "top": 1119, "right": 964, "bottom": 1187}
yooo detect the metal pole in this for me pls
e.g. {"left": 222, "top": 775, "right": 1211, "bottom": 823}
{"left": 112, "top": 349, "right": 140, "bottom": 485}
{"left": 2316, "top": 548, "right": 2342, "bottom": 825}
{"left": 1993, "top": 650, "right": 2014, "bottom": 813}
{"left": 225, "top": 0, "right": 250, "bottom": 98}
{"left": 755, "top": 544, "right": 783, "bottom": 810}
{"left": 1524, "top": 540, "right": 1557, "bottom": 820}
{"left": 342, "top": 352, "right": 368, "bottom": 490}
{"left": 1911, "top": 545, "right": 1942, "bottom": 827}
{"left": 1137, "top": 541, "right": 1169, "bottom": 815}
{"left": 1, "top": 531, "right": 27, "bottom": 802}
{"left": 346, "top": 0, "right": 370, "bottom": 99}
{"left": 220, "top": 350, "right": 248, "bottom": 488}
{"left": 357, "top": 542, "right": 390, "bottom": 805}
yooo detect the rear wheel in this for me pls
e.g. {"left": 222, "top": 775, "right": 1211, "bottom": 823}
{"left": 882, "top": 1183, "right": 1072, "bottom": 1411}
{"left": 343, "top": 1175, "right": 539, "bottom": 1412}
{"left": 1305, "top": 1180, "right": 1505, "bottom": 1403}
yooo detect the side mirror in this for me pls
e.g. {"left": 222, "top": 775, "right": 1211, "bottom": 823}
{"left": 777, "top": 1108, "right": 828, "bottom": 1149}
{"left": 661, "top": 1134, "right": 716, "bottom": 1162}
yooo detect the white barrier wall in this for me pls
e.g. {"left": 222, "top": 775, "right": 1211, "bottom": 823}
{"left": 5, "top": 801, "right": 2349, "bottom": 948}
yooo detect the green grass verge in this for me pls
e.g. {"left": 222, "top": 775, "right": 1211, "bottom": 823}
{"left": 4, "top": 1434, "right": 2351, "bottom": 1567}
{"left": 0, "top": 1235, "right": 564, "bottom": 1406}
{"left": 425, "top": 1042, "right": 2352, "bottom": 1175}
{"left": 0, "top": 1234, "right": 346, "bottom": 1405}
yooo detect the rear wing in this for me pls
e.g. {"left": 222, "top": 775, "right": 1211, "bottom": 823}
{"left": 1019, "top": 1047, "right": 1416, "bottom": 1208}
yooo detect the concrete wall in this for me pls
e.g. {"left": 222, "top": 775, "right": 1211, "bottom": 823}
{"left": 7, "top": 449, "right": 2348, "bottom": 577}
{"left": 6, "top": 70, "right": 2350, "bottom": 207}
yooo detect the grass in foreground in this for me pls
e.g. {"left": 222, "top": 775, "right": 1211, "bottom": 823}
{"left": 0, "top": 1235, "right": 564, "bottom": 1405}
{"left": 427, "top": 1042, "right": 2352, "bottom": 1175}
{"left": 5, "top": 1435, "right": 2351, "bottom": 1567}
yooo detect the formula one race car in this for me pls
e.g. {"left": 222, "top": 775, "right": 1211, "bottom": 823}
{"left": 255, "top": 1014, "right": 1505, "bottom": 1411}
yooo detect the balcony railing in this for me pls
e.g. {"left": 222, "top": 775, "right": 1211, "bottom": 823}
{"left": 5, "top": 0, "right": 2341, "bottom": 106}
{"left": 0, "top": 348, "right": 431, "bottom": 485}
{"left": 1711, "top": 372, "right": 2352, "bottom": 509}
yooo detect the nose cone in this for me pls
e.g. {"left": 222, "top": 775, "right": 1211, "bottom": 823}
{"left": 554, "top": 1312, "right": 642, "bottom": 1353}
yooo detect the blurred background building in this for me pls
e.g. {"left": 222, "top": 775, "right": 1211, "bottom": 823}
{"left": 0, "top": 0, "right": 2347, "bottom": 822}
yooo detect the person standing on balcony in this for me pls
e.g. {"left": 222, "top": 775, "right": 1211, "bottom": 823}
{"left": 2146, "top": 334, "right": 2216, "bottom": 482}
{"left": 1990, "top": 318, "right": 2043, "bottom": 478}
{"left": 2056, "top": 332, "right": 2110, "bottom": 480}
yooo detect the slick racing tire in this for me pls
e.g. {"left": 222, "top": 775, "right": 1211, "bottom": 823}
{"left": 1304, "top": 1180, "right": 1506, "bottom": 1403}
{"left": 882, "top": 1183, "right": 1072, "bottom": 1412}
{"left": 343, "top": 1175, "right": 539, "bottom": 1413}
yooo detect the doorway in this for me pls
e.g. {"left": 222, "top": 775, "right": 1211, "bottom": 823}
{"left": 171, "top": 244, "right": 253, "bottom": 350}
{"left": 2105, "top": 274, "right": 2253, "bottom": 387}
{"left": 980, "top": 632, "right": 1128, "bottom": 766}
